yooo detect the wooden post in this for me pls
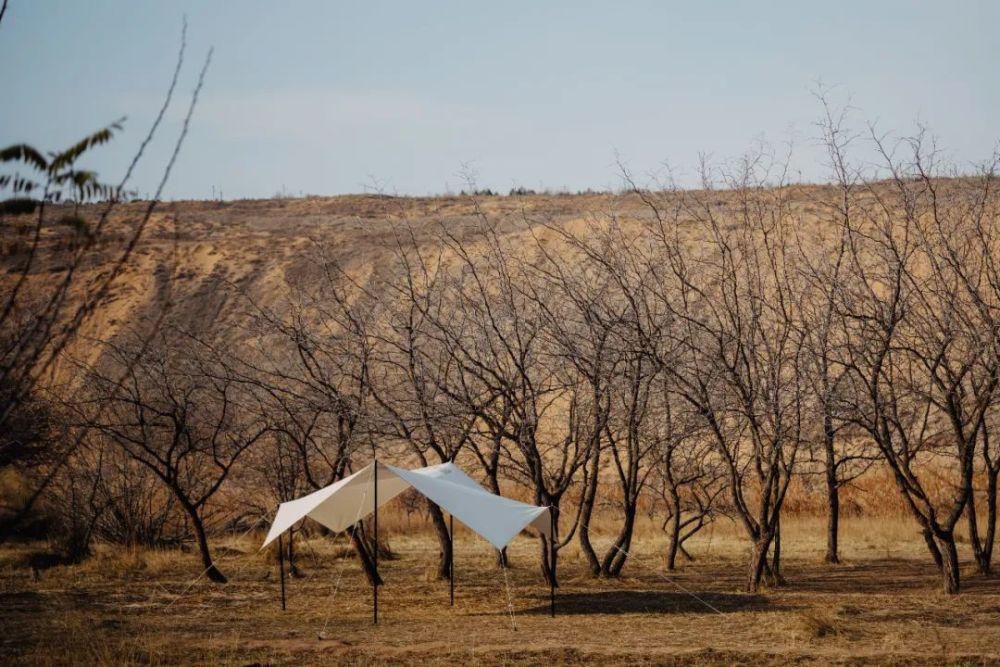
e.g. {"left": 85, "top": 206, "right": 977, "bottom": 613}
{"left": 449, "top": 513, "right": 455, "bottom": 606}
{"left": 550, "top": 506, "right": 555, "bottom": 618}
{"left": 373, "top": 460, "right": 379, "bottom": 625}
{"left": 278, "top": 533, "right": 286, "bottom": 611}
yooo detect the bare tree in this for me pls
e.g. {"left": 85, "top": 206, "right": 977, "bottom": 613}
{"left": 367, "top": 228, "right": 480, "bottom": 579}
{"left": 798, "top": 93, "right": 882, "bottom": 563}
{"left": 91, "top": 444, "right": 180, "bottom": 548}
{"left": 525, "top": 221, "right": 627, "bottom": 575}
{"left": 595, "top": 345, "right": 661, "bottom": 575}
{"left": 74, "top": 331, "right": 267, "bottom": 582}
{"left": 836, "top": 130, "right": 998, "bottom": 593}
{"left": 236, "top": 243, "right": 384, "bottom": 585}
{"left": 797, "top": 226, "right": 876, "bottom": 565}
{"left": 968, "top": 408, "right": 1000, "bottom": 574}
{"left": 428, "top": 209, "right": 588, "bottom": 587}
{"left": 647, "top": 381, "right": 728, "bottom": 570}
{"left": 630, "top": 149, "right": 809, "bottom": 592}
{"left": 915, "top": 149, "right": 1000, "bottom": 576}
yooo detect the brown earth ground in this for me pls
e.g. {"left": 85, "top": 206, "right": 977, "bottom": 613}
{"left": 3, "top": 516, "right": 1000, "bottom": 665}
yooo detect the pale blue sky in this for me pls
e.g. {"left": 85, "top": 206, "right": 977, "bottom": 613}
{"left": 2, "top": 1, "right": 998, "bottom": 199}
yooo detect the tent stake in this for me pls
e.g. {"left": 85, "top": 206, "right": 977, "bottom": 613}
{"left": 550, "top": 506, "right": 555, "bottom": 618}
{"left": 449, "top": 513, "right": 455, "bottom": 606}
{"left": 278, "top": 533, "right": 286, "bottom": 611}
{"left": 373, "top": 459, "right": 379, "bottom": 626}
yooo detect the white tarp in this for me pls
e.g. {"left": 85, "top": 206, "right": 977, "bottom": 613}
{"left": 262, "top": 461, "right": 551, "bottom": 551}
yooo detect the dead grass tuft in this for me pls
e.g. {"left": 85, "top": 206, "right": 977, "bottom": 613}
{"left": 792, "top": 611, "right": 842, "bottom": 640}
{"left": 835, "top": 603, "right": 864, "bottom": 618}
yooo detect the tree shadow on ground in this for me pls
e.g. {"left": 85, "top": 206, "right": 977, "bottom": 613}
{"left": 518, "top": 589, "right": 779, "bottom": 615}
{"left": 788, "top": 558, "right": 1000, "bottom": 595}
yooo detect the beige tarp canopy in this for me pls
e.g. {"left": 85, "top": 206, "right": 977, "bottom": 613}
{"left": 262, "top": 461, "right": 552, "bottom": 551}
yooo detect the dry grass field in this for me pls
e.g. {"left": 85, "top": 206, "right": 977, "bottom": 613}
{"left": 4, "top": 515, "right": 1000, "bottom": 665}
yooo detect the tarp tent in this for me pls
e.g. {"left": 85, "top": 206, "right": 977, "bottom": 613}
{"left": 263, "top": 461, "right": 551, "bottom": 550}
{"left": 262, "top": 460, "right": 555, "bottom": 621}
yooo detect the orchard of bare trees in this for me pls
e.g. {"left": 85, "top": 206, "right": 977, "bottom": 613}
{"left": 2, "top": 102, "right": 998, "bottom": 600}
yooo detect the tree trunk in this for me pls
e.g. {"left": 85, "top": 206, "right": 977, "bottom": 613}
{"left": 665, "top": 488, "right": 682, "bottom": 571}
{"left": 541, "top": 503, "right": 559, "bottom": 587}
{"left": 825, "top": 483, "right": 840, "bottom": 565}
{"left": 350, "top": 523, "right": 383, "bottom": 587}
{"left": 968, "top": 487, "right": 985, "bottom": 572}
{"left": 824, "top": 418, "right": 841, "bottom": 564}
{"left": 484, "top": 464, "right": 510, "bottom": 568}
{"left": 541, "top": 533, "right": 558, "bottom": 587}
{"left": 427, "top": 501, "right": 453, "bottom": 580}
{"left": 969, "top": 467, "right": 998, "bottom": 575}
{"left": 187, "top": 508, "right": 226, "bottom": 583}
{"left": 602, "top": 500, "right": 636, "bottom": 576}
{"left": 746, "top": 532, "right": 773, "bottom": 593}
{"left": 286, "top": 527, "right": 300, "bottom": 577}
{"left": 936, "top": 532, "right": 961, "bottom": 594}
{"left": 983, "top": 468, "right": 999, "bottom": 575}
{"left": 768, "top": 517, "right": 785, "bottom": 586}
{"left": 577, "top": 435, "right": 602, "bottom": 576}
{"left": 922, "top": 526, "right": 944, "bottom": 571}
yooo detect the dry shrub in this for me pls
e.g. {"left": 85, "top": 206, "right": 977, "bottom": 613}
{"left": 793, "top": 612, "right": 841, "bottom": 640}
{"left": 0, "top": 468, "right": 52, "bottom": 539}
{"left": 84, "top": 546, "right": 149, "bottom": 577}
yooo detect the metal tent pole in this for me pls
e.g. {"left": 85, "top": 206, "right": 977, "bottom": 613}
{"left": 449, "top": 513, "right": 455, "bottom": 606}
{"left": 373, "top": 460, "right": 379, "bottom": 625}
{"left": 550, "top": 506, "right": 555, "bottom": 618}
{"left": 278, "top": 533, "right": 286, "bottom": 611}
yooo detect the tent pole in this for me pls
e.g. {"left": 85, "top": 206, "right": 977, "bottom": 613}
{"left": 550, "top": 506, "right": 555, "bottom": 618}
{"left": 277, "top": 533, "right": 286, "bottom": 611}
{"left": 373, "top": 460, "right": 379, "bottom": 626}
{"left": 449, "top": 513, "right": 455, "bottom": 606}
